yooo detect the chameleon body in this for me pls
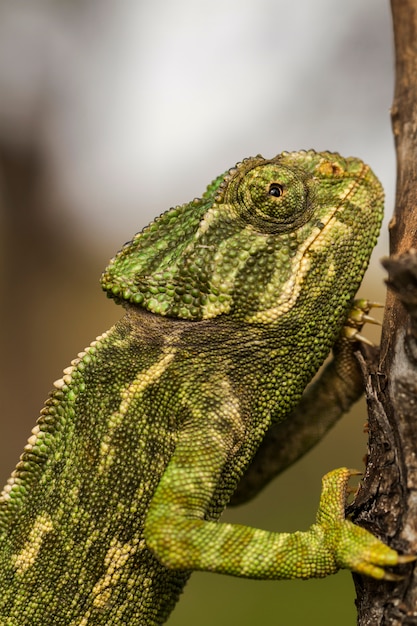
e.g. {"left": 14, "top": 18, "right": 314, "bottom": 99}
{"left": 0, "top": 151, "right": 404, "bottom": 624}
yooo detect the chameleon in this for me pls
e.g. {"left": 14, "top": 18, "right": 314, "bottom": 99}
{"left": 0, "top": 150, "right": 410, "bottom": 625}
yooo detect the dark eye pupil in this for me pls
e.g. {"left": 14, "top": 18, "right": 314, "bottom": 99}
{"left": 268, "top": 183, "right": 284, "bottom": 198}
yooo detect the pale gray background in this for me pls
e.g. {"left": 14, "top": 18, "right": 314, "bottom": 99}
{"left": 0, "top": 0, "right": 394, "bottom": 244}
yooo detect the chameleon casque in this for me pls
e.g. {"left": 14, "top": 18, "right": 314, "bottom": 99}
{"left": 0, "top": 150, "right": 409, "bottom": 625}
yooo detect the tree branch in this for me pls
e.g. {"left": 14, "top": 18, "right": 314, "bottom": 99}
{"left": 351, "top": 2, "right": 417, "bottom": 622}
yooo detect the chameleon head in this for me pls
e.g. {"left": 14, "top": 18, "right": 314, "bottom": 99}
{"left": 101, "top": 150, "right": 384, "bottom": 324}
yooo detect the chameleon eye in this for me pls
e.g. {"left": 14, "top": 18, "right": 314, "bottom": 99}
{"left": 233, "top": 164, "right": 313, "bottom": 233}
{"left": 268, "top": 183, "right": 284, "bottom": 198}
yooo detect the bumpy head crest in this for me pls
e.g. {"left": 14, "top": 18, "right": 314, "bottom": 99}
{"left": 101, "top": 150, "right": 383, "bottom": 322}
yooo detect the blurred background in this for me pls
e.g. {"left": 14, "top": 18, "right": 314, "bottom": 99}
{"left": 0, "top": 1, "right": 394, "bottom": 624}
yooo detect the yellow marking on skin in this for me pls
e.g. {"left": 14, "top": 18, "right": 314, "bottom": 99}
{"left": 317, "top": 159, "right": 344, "bottom": 177}
{"left": 202, "top": 226, "right": 265, "bottom": 319}
{"left": 247, "top": 161, "right": 360, "bottom": 323}
{"left": 74, "top": 540, "right": 147, "bottom": 626}
{"left": 195, "top": 205, "right": 222, "bottom": 235}
{"left": 246, "top": 237, "right": 314, "bottom": 323}
{"left": 215, "top": 378, "right": 245, "bottom": 454}
{"left": 91, "top": 539, "right": 138, "bottom": 608}
{"left": 97, "top": 346, "right": 177, "bottom": 473}
{"left": 247, "top": 213, "right": 351, "bottom": 324}
{"left": 189, "top": 376, "right": 244, "bottom": 439}
{"left": 73, "top": 539, "right": 140, "bottom": 625}
{"left": 12, "top": 514, "right": 54, "bottom": 574}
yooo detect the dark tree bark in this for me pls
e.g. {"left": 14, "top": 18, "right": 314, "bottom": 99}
{"left": 351, "top": 2, "right": 417, "bottom": 623}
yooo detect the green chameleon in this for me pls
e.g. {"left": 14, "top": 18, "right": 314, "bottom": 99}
{"left": 0, "top": 150, "right": 410, "bottom": 625}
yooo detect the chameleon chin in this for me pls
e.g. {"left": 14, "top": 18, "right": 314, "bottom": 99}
{"left": 0, "top": 150, "right": 410, "bottom": 625}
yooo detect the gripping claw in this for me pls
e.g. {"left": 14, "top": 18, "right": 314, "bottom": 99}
{"left": 342, "top": 299, "right": 383, "bottom": 346}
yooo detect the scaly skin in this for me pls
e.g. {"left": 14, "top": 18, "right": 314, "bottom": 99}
{"left": 0, "top": 151, "right": 404, "bottom": 625}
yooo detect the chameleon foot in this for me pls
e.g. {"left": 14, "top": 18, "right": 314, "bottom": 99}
{"left": 342, "top": 299, "right": 383, "bottom": 346}
{"left": 316, "top": 468, "right": 414, "bottom": 580}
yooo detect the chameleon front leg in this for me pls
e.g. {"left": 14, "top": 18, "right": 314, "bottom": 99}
{"left": 231, "top": 300, "right": 376, "bottom": 506}
{"left": 231, "top": 335, "right": 362, "bottom": 505}
{"left": 144, "top": 409, "right": 404, "bottom": 581}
